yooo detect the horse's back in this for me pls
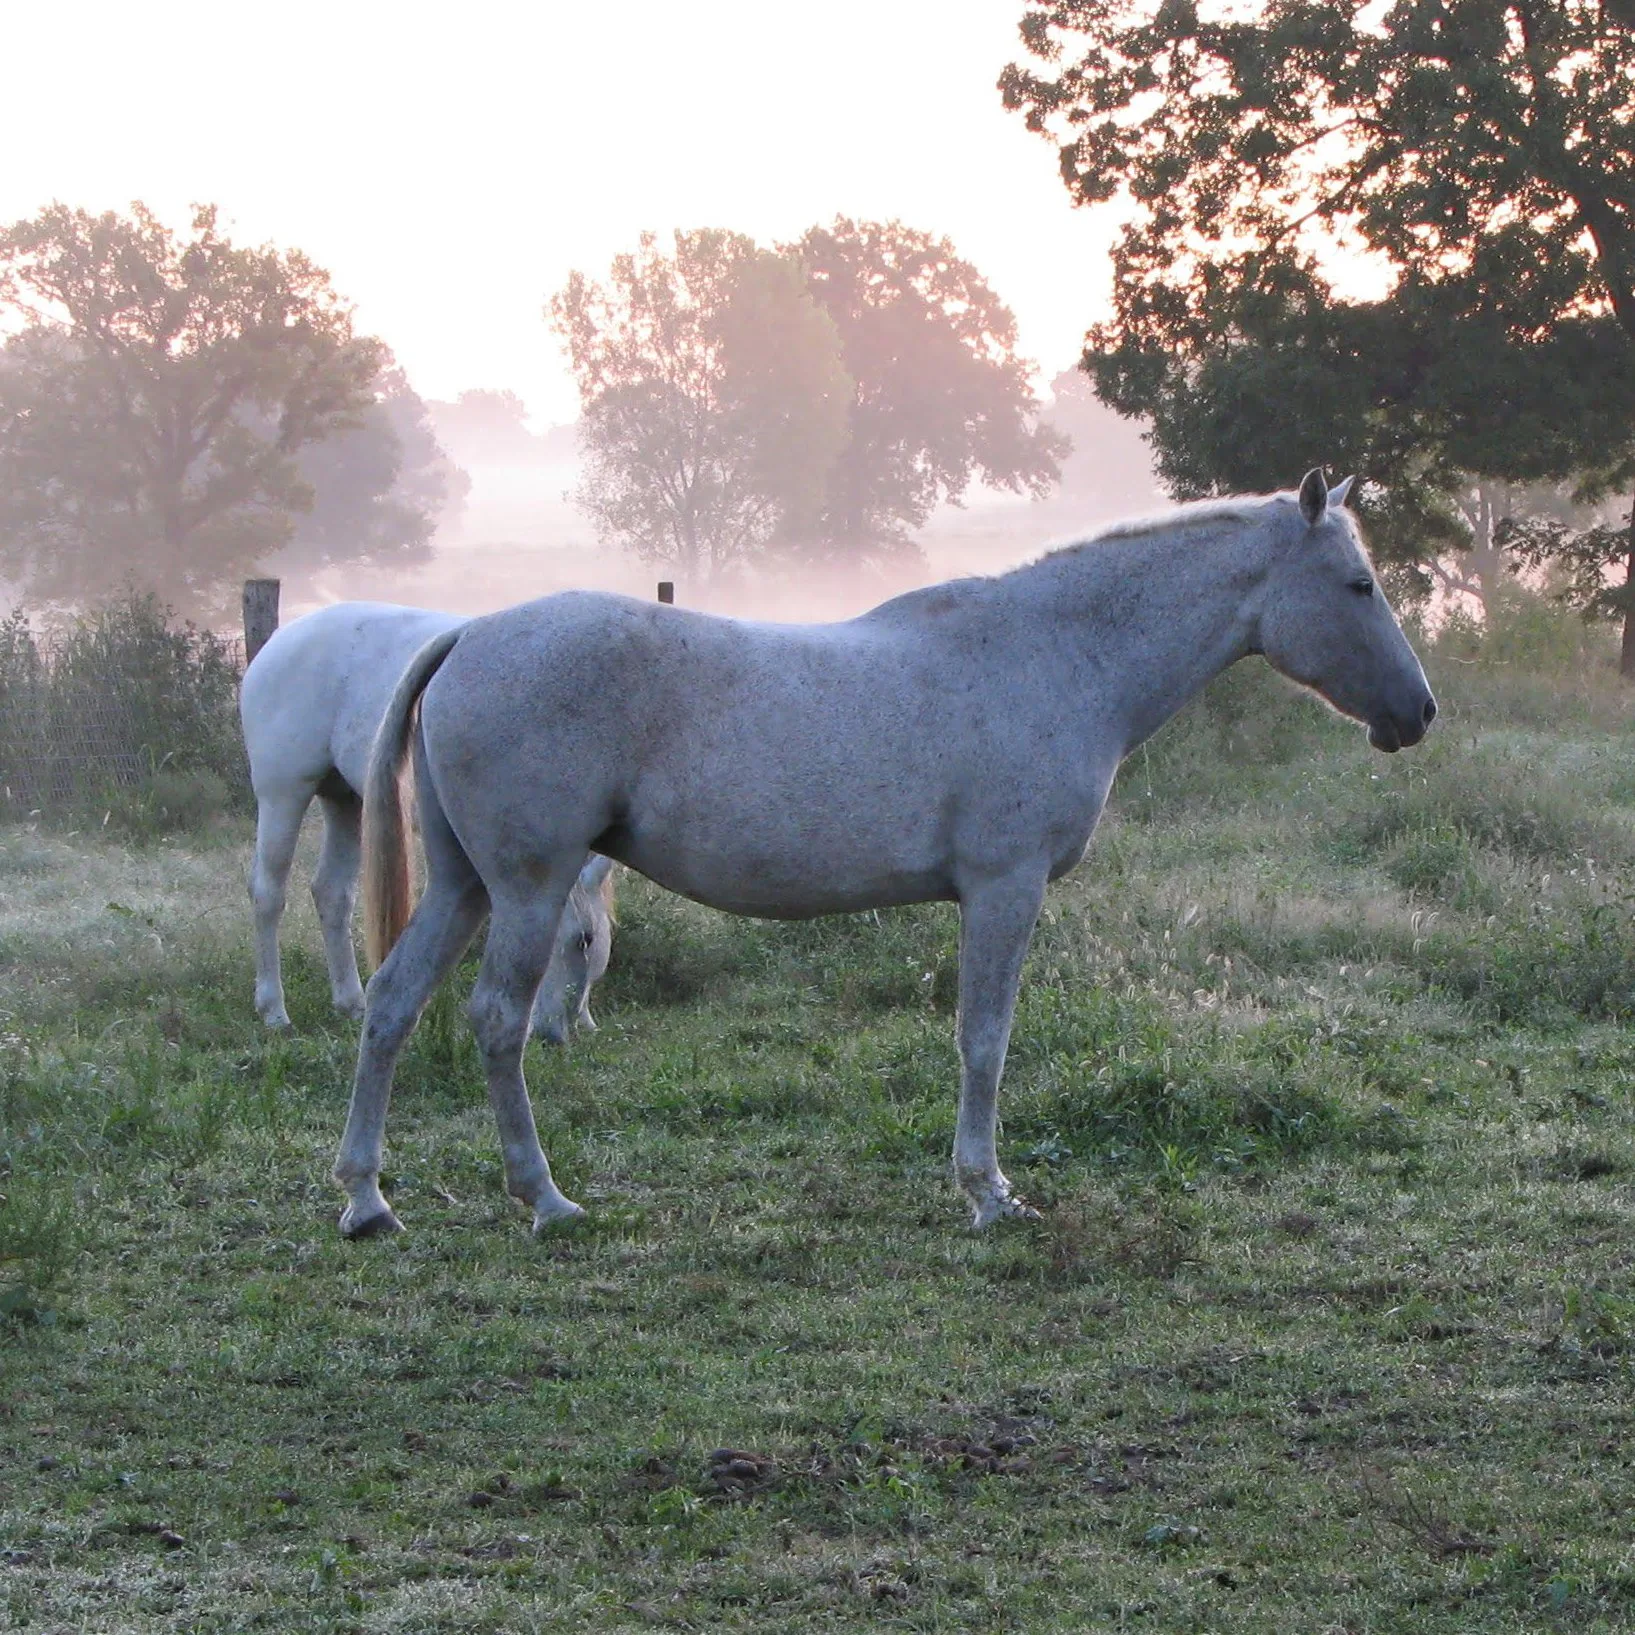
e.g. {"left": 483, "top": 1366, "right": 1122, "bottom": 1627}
{"left": 242, "top": 602, "right": 465, "bottom": 796}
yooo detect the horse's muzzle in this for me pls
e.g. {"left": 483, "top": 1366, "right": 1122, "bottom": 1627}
{"left": 1368, "top": 692, "right": 1437, "bottom": 754}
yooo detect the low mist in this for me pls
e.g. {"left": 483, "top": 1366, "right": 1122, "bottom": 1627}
{"left": 282, "top": 372, "right": 1165, "bottom": 628}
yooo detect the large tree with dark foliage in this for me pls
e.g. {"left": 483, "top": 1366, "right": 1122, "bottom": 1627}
{"left": 1003, "top": 1, "right": 1635, "bottom": 666}
{"left": 0, "top": 203, "right": 389, "bottom": 612}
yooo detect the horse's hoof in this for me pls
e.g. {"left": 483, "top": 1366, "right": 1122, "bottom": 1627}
{"left": 259, "top": 1010, "right": 292, "bottom": 1031}
{"left": 340, "top": 1202, "right": 404, "bottom": 1239}
{"left": 334, "top": 995, "right": 366, "bottom": 1021}
{"left": 531, "top": 1198, "right": 586, "bottom": 1235}
{"left": 969, "top": 1192, "right": 1041, "bottom": 1230}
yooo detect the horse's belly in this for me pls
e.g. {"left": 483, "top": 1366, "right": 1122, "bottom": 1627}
{"left": 613, "top": 813, "right": 952, "bottom": 919}
{"left": 640, "top": 859, "right": 953, "bottom": 919}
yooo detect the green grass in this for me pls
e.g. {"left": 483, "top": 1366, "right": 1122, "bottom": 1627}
{"left": 5, "top": 641, "right": 1635, "bottom": 1630}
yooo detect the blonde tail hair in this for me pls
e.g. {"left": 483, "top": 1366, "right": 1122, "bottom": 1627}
{"left": 362, "top": 628, "right": 462, "bottom": 969}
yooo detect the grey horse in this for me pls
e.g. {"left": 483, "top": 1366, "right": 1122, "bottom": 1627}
{"left": 335, "top": 472, "right": 1434, "bottom": 1238}
{"left": 239, "top": 601, "right": 614, "bottom": 1040}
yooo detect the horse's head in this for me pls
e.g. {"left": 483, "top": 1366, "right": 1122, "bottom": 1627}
{"left": 1256, "top": 470, "right": 1436, "bottom": 753}
{"left": 532, "top": 855, "right": 616, "bottom": 1045}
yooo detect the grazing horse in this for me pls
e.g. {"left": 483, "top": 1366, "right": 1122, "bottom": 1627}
{"left": 335, "top": 472, "right": 1435, "bottom": 1239}
{"left": 239, "top": 602, "right": 614, "bottom": 1039}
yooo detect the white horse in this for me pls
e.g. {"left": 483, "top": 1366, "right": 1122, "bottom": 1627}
{"left": 239, "top": 602, "right": 615, "bottom": 1040}
{"left": 335, "top": 473, "right": 1435, "bottom": 1239}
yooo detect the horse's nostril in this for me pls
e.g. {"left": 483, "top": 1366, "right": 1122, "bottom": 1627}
{"left": 1422, "top": 696, "right": 1438, "bottom": 727}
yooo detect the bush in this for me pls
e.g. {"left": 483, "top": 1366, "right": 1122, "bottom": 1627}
{"left": 1433, "top": 583, "right": 1613, "bottom": 677}
{"left": 0, "top": 1169, "right": 77, "bottom": 1330}
{"left": 0, "top": 594, "right": 247, "bottom": 829}
{"left": 1425, "top": 584, "right": 1633, "bottom": 731}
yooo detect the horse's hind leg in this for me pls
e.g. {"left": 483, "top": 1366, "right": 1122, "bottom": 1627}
{"left": 333, "top": 876, "right": 487, "bottom": 1237}
{"left": 468, "top": 875, "right": 588, "bottom": 1233}
{"left": 313, "top": 790, "right": 366, "bottom": 1019}
{"left": 952, "top": 868, "right": 1048, "bottom": 1229}
{"left": 249, "top": 788, "right": 310, "bottom": 1028}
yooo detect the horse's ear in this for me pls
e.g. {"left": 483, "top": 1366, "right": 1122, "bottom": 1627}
{"left": 1329, "top": 474, "right": 1355, "bottom": 508}
{"left": 1297, "top": 468, "right": 1328, "bottom": 528}
{"left": 581, "top": 853, "right": 615, "bottom": 891}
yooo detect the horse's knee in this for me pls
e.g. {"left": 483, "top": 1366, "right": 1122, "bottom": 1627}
{"left": 249, "top": 869, "right": 286, "bottom": 920}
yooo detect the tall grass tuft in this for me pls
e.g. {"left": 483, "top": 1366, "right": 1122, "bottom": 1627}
{"left": 0, "top": 1168, "right": 78, "bottom": 1330}
{"left": 1329, "top": 741, "right": 1630, "bottom": 868}
{"left": 1420, "top": 879, "right": 1635, "bottom": 1024}
{"left": 1113, "top": 661, "right": 1344, "bottom": 820}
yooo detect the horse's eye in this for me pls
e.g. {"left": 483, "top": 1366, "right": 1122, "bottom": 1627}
{"left": 1350, "top": 577, "right": 1375, "bottom": 597}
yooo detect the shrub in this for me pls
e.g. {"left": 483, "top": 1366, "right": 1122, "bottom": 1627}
{"left": 1433, "top": 583, "right": 1612, "bottom": 678}
{"left": 0, "top": 594, "right": 247, "bottom": 829}
{"left": 0, "top": 1169, "right": 77, "bottom": 1330}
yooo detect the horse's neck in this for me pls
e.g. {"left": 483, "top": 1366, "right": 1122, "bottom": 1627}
{"left": 1025, "top": 519, "right": 1275, "bottom": 755}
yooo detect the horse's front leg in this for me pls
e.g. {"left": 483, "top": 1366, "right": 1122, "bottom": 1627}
{"left": 953, "top": 868, "right": 1048, "bottom": 1229}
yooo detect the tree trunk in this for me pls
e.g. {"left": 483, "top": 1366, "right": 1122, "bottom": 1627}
{"left": 1622, "top": 501, "right": 1635, "bottom": 680}
{"left": 1469, "top": 485, "right": 1504, "bottom": 617}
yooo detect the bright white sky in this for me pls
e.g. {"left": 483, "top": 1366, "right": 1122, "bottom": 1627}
{"left": 2, "top": 1, "right": 1119, "bottom": 427}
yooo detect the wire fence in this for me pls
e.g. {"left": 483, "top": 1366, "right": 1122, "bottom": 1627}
{"left": 0, "top": 598, "right": 247, "bottom": 821}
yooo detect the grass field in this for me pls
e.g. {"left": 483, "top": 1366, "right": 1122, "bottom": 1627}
{"left": 5, "top": 630, "right": 1635, "bottom": 1631}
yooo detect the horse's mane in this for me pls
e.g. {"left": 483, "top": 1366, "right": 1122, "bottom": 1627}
{"left": 1034, "top": 494, "right": 1281, "bottom": 565}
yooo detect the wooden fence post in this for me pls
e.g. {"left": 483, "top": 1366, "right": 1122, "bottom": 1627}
{"left": 657, "top": 581, "right": 675, "bottom": 604}
{"left": 242, "top": 578, "right": 281, "bottom": 666}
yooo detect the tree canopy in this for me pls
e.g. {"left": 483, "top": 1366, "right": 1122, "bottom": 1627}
{"left": 0, "top": 202, "right": 423, "bottom": 612}
{"left": 551, "top": 229, "right": 851, "bottom": 583}
{"left": 272, "top": 364, "right": 470, "bottom": 584}
{"left": 427, "top": 389, "right": 552, "bottom": 467}
{"left": 550, "top": 220, "right": 1064, "bottom": 582}
{"left": 789, "top": 218, "right": 1066, "bottom": 562}
{"left": 1003, "top": 1, "right": 1635, "bottom": 654}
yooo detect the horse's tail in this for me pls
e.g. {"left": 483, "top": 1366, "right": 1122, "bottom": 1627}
{"left": 362, "top": 628, "right": 463, "bottom": 970}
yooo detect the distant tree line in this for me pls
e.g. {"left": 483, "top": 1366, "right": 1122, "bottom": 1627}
{"left": 0, "top": 202, "right": 1074, "bottom": 616}
{"left": 1005, "top": 0, "right": 1635, "bottom": 671}
{"left": 0, "top": 203, "right": 464, "bottom": 617}
{"left": 549, "top": 220, "right": 1068, "bottom": 584}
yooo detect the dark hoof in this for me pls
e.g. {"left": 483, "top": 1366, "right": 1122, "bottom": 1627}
{"left": 340, "top": 1204, "right": 404, "bottom": 1239}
